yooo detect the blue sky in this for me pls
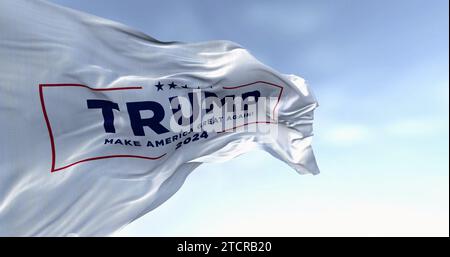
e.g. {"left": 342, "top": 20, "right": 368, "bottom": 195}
{"left": 49, "top": 0, "right": 449, "bottom": 236}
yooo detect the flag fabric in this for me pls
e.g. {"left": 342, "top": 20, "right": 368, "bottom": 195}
{"left": 0, "top": 0, "right": 319, "bottom": 236}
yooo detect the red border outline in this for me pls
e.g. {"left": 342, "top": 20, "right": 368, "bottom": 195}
{"left": 39, "top": 84, "right": 166, "bottom": 172}
{"left": 39, "top": 81, "right": 283, "bottom": 172}
{"left": 220, "top": 80, "right": 283, "bottom": 133}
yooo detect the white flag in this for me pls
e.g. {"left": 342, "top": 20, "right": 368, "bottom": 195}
{"left": 0, "top": 0, "right": 319, "bottom": 236}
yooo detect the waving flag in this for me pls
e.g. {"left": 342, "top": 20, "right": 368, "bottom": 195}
{"left": 0, "top": 0, "right": 319, "bottom": 236}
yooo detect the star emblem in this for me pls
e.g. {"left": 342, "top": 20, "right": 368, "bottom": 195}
{"left": 155, "top": 81, "right": 164, "bottom": 91}
{"left": 168, "top": 81, "right": 177, "bottom": 89}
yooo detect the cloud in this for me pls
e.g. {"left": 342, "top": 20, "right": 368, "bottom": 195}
{"left": 384, "top": 118, "right": 448, "bottom": 138}
{"left": 322, "top": 124, "right": 371, "bottom": 146}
